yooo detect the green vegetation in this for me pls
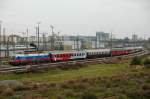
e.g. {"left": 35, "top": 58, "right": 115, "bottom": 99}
{"left": 0, "top": 61, "right": 130, "bottom": 82}
{"left": 130, "top": 56, "right": 142, "bottom": 65}
{"left": 0, "top": 57, "right": 150, "bottom": 99}
{"left": 144, "top": 58, "right": 150, "bottom": 68}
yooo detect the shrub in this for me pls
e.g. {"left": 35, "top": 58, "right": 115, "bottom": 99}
{"left": 81, "top": 92, "right": 97, "bottom": 99}
{"left": 2, "top": 87, "right": 14, "bottom": 96}
{"left": 144, "top": 58, "right": 150, "bottom": 68}
{"left": 142, "top": 84, "right": 150, "bottom": 90}
{"left": 130, "top": 57, "right": 142, "bottom": 65}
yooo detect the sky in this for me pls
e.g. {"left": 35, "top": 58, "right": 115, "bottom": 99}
{"left": 0, "top": 0, "right": 150, "bottom": 39}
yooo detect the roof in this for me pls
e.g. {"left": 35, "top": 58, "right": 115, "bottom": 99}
{"left": 49, "top": 50, "right": 86, "bottom": 54}
{"left": 86, "top": 49, "right": 110, "bottom": 52}
{"left": 15, "top": 53, "right": 49, "bottom": 57}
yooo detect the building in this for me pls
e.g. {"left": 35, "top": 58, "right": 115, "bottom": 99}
{"left": 96, "top": 32, "right": 110, "bottom": 48}
{"left": 132, "top": 34, "right": 138, "bottom": 41}
{"left": 0, "top": 44, "right": 36, "bottom": 57}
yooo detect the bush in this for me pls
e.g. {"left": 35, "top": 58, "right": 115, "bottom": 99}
{"left": 144, "top": 58, "right": 150, "bottom": 68}
{"left": 81, "top": 92, "right": 97, "bottom": 99}
{"left": 130, "top": 57, "right": 142, "bottom": 65}
{"left": 2, "top": 87, "right": 14, "bottom": 96}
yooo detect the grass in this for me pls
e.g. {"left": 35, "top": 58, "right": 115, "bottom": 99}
{"left": 0, "top": 61, "right": 130, "bottom": 83}
{"left": 0, "top": 58, "right": 150, "bottom": 99}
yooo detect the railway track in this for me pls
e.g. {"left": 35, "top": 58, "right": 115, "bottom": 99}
{"left": 0, "top": 50, "right": 148, "bottom": 73}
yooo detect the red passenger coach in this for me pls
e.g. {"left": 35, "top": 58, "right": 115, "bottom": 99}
{"left": 49, "top": 53, "right": 72, "bottom": 62}
{"left": 111, "top": 48, "right": 130, "bottom": 56}
{"left": 49, "top": 50, "right": 87, "bottom": 62}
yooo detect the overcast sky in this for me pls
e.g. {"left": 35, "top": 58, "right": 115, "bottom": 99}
{"left": 0, "top": 0, "right": 150, "bottom": 39}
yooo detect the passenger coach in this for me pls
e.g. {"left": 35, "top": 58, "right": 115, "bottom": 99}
{"left": 49, "top": 50, "right": 86, "bottom": 62}
{"left": 86, "top": 49, "right": 111, "bottom": 58}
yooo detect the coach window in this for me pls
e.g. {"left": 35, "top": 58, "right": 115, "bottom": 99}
{"left": 79, "top": 53, "right": 81, "bottom": 56}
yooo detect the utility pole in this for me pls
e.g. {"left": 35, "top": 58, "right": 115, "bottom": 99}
{"left": 37, "top": 22, "right": 41, "bottom": 51}
{"left": 76, "top": 35, "right": 79, "bottom": 50}
{"left": 0, "top": 20, "right": 2, "bottom": 67}
{"left": 133, "top": 33, "right": 136, "bottom": 48}
{"left": 42, "top": 33, "right": 45, "bottom": 51}
{"left": 12, "top": 33, "right": 15, "bottom": 56}
{"left": 57, "top": 32, "right": 60, "bottom": 50}
{"left": 110, "top": 32, "right": 113, "bottom": 57}
{"left": 26, "top": 28, "right": 29, "bottom": 50}
{"left": 3, "top": 28, "right": 6, "bottom": 45}
{"left": 35, "top": 27, "right": 38, "bottom": 51}
{"left": 6, "top": 36, "right": 9, "bottom": 57}
{"left": 50, "top": 25, "right": 54, "bottom": 50}
{"left": 3, "top": 28, "right": 6, "bottom": 57}
{"left": 41, "top": 32, "right": 47, "bottom": 51}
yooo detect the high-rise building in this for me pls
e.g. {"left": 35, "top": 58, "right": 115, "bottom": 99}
{"left": 132, "top": 34, "right": 138, "bottom": 41}
{"left": 96, "top": 32, "right": 110, "bottom": 48}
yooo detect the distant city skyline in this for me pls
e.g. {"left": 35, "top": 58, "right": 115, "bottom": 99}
{"left": 0, "top": 0, "right": 150, "bottom": 39}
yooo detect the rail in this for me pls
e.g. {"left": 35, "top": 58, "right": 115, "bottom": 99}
{"left": 0, "top": 50, "right": 148, "bottom": 73}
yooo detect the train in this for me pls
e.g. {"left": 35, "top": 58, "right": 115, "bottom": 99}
{"left": 9, "top": 47, "right": 144, "bottom": 66}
